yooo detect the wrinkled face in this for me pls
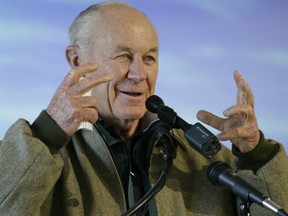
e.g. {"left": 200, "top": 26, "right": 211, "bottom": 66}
{"left": 85, "top": 7, "right": 159, "bottom": 123}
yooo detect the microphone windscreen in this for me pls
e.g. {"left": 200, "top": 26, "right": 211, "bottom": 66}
{"left": 207, "top": 161, "right": 230, "bottom": 185}
{"left": 146, "top": 95, "right": 164, "bottom": 113}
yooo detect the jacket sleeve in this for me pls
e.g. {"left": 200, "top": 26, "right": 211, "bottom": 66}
{"left": 0, "top": 111, "right": 69, "bottom": 215}
{"left": 234, "top": 139, "right": 288, "bottom": 215}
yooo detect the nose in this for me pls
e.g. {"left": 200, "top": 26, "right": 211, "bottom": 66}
{"left": 127, "top": 56, "right": 147, "bottom": 82}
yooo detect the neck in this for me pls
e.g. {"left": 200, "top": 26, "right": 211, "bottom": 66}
{"left": 104, "top": 118, "right": 140, "bottom": 141}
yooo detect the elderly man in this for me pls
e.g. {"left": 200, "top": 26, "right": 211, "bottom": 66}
{"left": 0, "top": 2, "right": 287, "bottom": 216}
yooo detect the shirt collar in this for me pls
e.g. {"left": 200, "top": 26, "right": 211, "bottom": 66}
{"left": 139, "top": 111, "right": 159, "bottom": 132}
{"left": 95, "top": 111, "right": 159, "bottom": 146}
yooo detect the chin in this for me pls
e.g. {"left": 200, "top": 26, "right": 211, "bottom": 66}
{"left": 120, "top": 108, "right": 146, "bottom": 120}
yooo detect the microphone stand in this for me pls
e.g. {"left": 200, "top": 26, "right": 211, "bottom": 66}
{"left": 238, "top": 197, "right": 288, "bottom": 216}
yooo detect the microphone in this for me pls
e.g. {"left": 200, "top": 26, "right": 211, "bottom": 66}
{"left": 207, "top": 161, "right": 288, "bottom": 216}
{"left": 146, "top": 95, "right": 221, "bottom": 159}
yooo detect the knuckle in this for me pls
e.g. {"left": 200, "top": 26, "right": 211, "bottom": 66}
{"left": 79, "top": 77, "right": 88, "bottom": 87}
{"left": 236, "top": 127, "right": 245, "bottom": 137}
{"left": 246, "top": 105, "right": 253, "bottom": 113}
{"left": 83, "top": 108, "right": 98, "bottom": 123}
{"left": 72, "top": 108, "right": 83, "bottom": 122}
{"left": 65, "top": 70, "right": 78, "bottom": 85}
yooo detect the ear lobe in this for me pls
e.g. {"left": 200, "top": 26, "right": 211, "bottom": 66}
{"left": 65, "top": 45, "right": 82, "bottom": 67}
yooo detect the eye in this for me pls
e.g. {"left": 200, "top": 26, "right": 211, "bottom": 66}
{"left": 116, "top": 53, "right": 132, "bottom": 63}
{"left": 143, "top": 55, "right": 156, "bottom": 64}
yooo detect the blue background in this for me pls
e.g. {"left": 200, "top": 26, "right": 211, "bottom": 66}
{"left": 1, "top": 0, "right": 287, "bottom": 150}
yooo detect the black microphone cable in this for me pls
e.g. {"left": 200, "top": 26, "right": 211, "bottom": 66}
{"left": 121, "top": 125, "right": 175, "bottom": 216}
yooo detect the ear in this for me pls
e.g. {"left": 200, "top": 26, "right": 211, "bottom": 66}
{"left": 65, "top": 45, "right": 82, "bottom": 67}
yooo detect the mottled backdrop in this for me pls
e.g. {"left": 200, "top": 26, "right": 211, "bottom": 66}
{"left": 1, "top": 0, "right": 287, "bottom": 150}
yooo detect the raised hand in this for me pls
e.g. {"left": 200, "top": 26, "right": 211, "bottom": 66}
{"left": 197, "top": 71, "right": 260, "bottom": 153}
{"left": 46, "top": 64, "right": 113, "bottom": 136}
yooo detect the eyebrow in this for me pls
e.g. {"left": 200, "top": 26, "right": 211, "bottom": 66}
{"left": 115, "top": 45, "right": 158, "bottom": 54}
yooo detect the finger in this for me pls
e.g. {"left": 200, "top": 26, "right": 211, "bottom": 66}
{"left": 81, "top": 107, "right": 99, "bottom": 124}
{"left": 219, "top": 114, "right": 246, "bottom": 131}
{"left": 241, "top": 77, "right": 254, "bottom": 108}
{"left": 62, "top": 64, "right": 98, "bottom": 87}
{"left": 70, "top": 72, "right": 113, "bottom": 95}
{"left": 223, "top": 104, "right": 253, "bottom": 119}
{"left": 78, "top": 96, "right": 99, "bottom": 110}
{"left": 217, "top": 125, "right": 249, "bottom": 141}
{"left": 234, "top": 71, "right": 246, "bottom": 104}
{"left": 234, "top": 71, "right": 255, "bottom": 108}
{"left": 197, "top": 110, "right": 225, "bottom": 131}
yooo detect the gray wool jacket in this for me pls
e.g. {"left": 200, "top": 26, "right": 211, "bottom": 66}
{"left": 0, "top": 111, "right": 288, "bottom": 216}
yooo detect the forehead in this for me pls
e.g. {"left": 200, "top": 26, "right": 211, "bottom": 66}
{"left": 100, "top": 3, "right": 152, "bottom": 26}
{"left": 91, "top": 5, "right": 158, "bottom": 52}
